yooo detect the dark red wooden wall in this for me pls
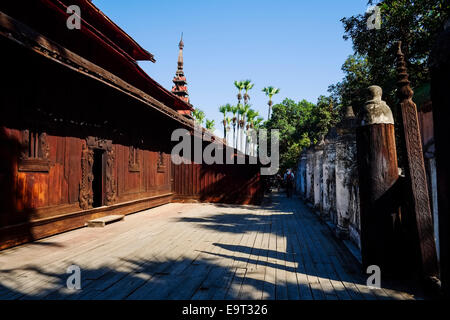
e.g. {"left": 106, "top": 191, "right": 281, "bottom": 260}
{"left": 172, "top": 162, "right": 263, "bottom": 205}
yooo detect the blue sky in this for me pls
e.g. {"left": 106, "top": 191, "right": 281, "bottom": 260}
{"left": 94, "top": 0, "right": 369, "bottom": 137}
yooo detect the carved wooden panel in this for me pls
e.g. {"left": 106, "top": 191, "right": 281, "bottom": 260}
{"left": 79, "top": 143, "right": 94, "bottom": 210}
{"left": 396, "top": 42, "right": 439, "bottom": 282}
{"left": 128, "top": 146, "right": 140, "bottom": 172}
{"left": 79, "top": 137, "right": 116, "bottom": 209}
{"left": 157, "top": 151, "right": 166, "bottom": 173}
{"left": 105, "top": 146, "right": 116, "bottom": 206}
{"left": 19, "top": 129, "right": 50, "bottom": 172}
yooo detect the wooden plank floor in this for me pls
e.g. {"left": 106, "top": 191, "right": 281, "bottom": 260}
{"left": 0, "top": 193, "right": 421, "bottom": 300}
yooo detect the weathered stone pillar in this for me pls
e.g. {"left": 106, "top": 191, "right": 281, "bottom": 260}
{"left": 305, "top": 148, "right": 314, "bottom": 203}
{"left": 313, "top": 141, "right": 324, "bottom": 212}
{"left": 322, "top": 132, "right": 337, "bottom": 221}
{"left": 335, "top": 107, "right": 358, "bottom": 240}
{"left": 356, "top": 86, "right": 398, "bottom": 270}
{"left": 297, "top": 152, "right": 307, "bottom": 197}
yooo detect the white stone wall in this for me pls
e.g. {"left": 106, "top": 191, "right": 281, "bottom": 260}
{"left": 297, "top": 127, "right": 361, "bottom": 249}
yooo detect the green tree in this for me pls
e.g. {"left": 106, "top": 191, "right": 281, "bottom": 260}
{"left": 334, "top": 0, "right": 450, "bottom": 113}
{"left": 192, "top": 109, "right": 205, "bottom": 126}
{"left": 205, "top": 119, "right": 215, "bottom": 131}
{"left": 237, "top": 104, "right": 249, "bottom": 151}
{"left": 234, "top": 81, "right": 245, "bottom": 105}
{"left": 219, "top": 104, "right": 231, "bottom": 140}
{"left": 310, "top": 95, "right": 340, "bottom": 143}
{"left": 235, "top": 104, "right": 244, "bottom": 149}
{"left": 246, "top": 109, "right": 259, "bottom": 155}
{"left": 225, "top": 116, "right": 232, "bottom": 145}
{"left": 230, "top": 105, "right": 238, "bottom": 148}
{"left": 328, "top": 54, "right": 372, "bottom": 115}
{"left": 264, "top": 97, "right": 338, "bottom": 171}
{"left": 242, "top": 80, "right": 254, "bottom": 105}
{"left": 262, "top": 86, "right": 281, "bottom": 119}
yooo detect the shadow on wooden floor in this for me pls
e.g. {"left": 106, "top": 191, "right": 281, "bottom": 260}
{"left": 0, "top": 192, "right": 423, "bottom": 300}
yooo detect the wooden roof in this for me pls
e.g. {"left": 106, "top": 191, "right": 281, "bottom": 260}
{"left": 61, "top": 0, "right": 155, "bottom": 62}
{"left": 0, "top": 0, "right": 193, "bottom": 112}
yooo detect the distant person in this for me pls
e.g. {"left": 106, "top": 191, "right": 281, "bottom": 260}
{"left": 276, "top": 173, "right": 282, "bottom": 190}
{"left": 284, "top": 169, "right": 295, "bottom": 198}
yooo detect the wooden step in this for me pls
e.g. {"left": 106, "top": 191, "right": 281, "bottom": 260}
{"left": 87, "top": 215, "right": 125, "bottom": 228}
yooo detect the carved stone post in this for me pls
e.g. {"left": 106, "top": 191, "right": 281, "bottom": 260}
{"left": 335, "top": 107, "right": 357, "bottom": 239}
{"left": 313, "top": 141, "right": 324, "bottom": 213}
{"left": 297, "top": 152, "right": 307, "bottom": 197}
{"left": 430, "top": 21, "right": 450, "bottom": 297}
{"left": 396, "top": 42, "right": 439, "bottom": 286}
{"left": 306, "top": 148, "right": 314, "bottom": 203}
{"left": 322, "top": 133, "right": 336, "bottom": 221}
{"left": 356, "top": 86, "right": 398, "bottom": 270}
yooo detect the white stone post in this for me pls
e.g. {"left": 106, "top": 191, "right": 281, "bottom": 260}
{"left": 322, "top": 137, "right": 336, "bottom": 221}
{"left": 334, "top": 106, "right": 358, "bottom": 240}
{"left": 306, "top": 148, "right": 314, "bottom": 203}
{"left": 313, "top": 142, "right": 324, "bottom": 212}
{"left": 298, "top": 153, "right": 307, "bottom": 197}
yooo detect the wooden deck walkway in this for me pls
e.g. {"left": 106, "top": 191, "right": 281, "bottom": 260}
{"left": 0, "top": 193, "right": 421, "bottom": 300}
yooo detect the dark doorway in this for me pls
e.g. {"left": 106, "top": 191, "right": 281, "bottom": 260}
{"left": 92, "top": 149, "right": 105, "bottom": 208}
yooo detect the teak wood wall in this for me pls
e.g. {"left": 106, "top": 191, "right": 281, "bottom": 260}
{"left": 0, "top": 35, "right": 174, "bottom": 250}
{"left": 0, "top": 24, "right": 262, "bottom": 250}
{"left": 172, "top": 162, "right": 262, "bottom": 205}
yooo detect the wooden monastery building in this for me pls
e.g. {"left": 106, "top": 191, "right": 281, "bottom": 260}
{"left": 0, "top": 0, "right": 262, "bottom": 250}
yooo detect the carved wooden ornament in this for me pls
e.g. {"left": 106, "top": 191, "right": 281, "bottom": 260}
{"left": 396, "top": 41, "right": 439, "bottom": 283}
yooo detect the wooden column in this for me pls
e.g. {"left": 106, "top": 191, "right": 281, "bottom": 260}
{"left": 396, "top": 42, "right": 440, "bottom": 287}
{"left": 431, "top": 22, "right": 450, "bottom": 297}
{"left": 356, "top": 85, "right": 399, "bottom": 271}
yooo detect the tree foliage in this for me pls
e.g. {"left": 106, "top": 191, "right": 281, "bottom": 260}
{"left": 205, "top": 119, "right": 215, "bottom": 131}
{"left": 192, "top": 109, "right": 205, "bottom": 126}
{"left": 330, "top": 0, "right": 450, "bottom": 114}
{"left": 264, "top": 98, "right": 339, "bottom": 171}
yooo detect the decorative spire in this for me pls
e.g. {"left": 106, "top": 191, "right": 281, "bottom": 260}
{"left": 171, "top": 33, "right": 189, "bottom": 103}
{"left": 396, "top": 41, "right": 414, "bottom": 101}
{"left": 177, "top": 32, "right": 184, "bottom": 69}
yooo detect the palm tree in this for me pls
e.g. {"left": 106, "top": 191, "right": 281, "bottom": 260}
{"left": 234, "top": 81, "right": 245, "bottom": 104}
{"left": 205, "top": 119, "right": 215, "bottom": 131}
{"left": 242, "top": 80, "right": 254, "bottom": 105}
{"left": 192, "top": 109, "right": 205, "bottom": 126}
{"left": 225, "top": 116, "right": 232, "bottom": 145}
{"left": 235, "top": 103, "right": 244, "bottom": 149}
{"left": 254, "top": 116, "right": 264, "bottom": 129}
{"left": 230, "top": 105, "right": 238, "bottom": 148}
{"left": 262, "top": 86, "right": 280, "bottom": 119}
{"left": 238, "top": 104, "right": 250, "bottom": 152}
{"left": 253, "top": 117, "right": 264, "bottom": 156}
{"left": 246, "top": 109, "right": 258, "bottom": 155}
{"left": 219, "top": 103, "right": 231, "bottom": 140}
